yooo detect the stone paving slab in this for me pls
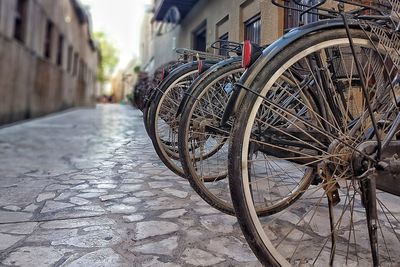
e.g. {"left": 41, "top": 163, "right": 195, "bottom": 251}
{"left": 0, "top": 104, "right": 261, "bottom": 267}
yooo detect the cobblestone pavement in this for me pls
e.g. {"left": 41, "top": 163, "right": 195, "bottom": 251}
{"left": 0, "top": 104, "right": 261, "bottom": 267}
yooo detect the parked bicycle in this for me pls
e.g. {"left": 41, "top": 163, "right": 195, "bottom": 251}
{"left": 147, "top": 48, "right": 224, "bottom": 176}
{"left": 134, "top": 0, "right": 399, "bottom": 264}
{"left": 228, "top": 0, "right": 400, "bottom": 265}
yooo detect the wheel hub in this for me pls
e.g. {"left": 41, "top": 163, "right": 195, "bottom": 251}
{"left": 327, "top": 139, "right": 353, "bottom": 177}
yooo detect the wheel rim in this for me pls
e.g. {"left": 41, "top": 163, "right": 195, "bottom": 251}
{"left": 154, "top": 69, "right": 198, "bottom": 175}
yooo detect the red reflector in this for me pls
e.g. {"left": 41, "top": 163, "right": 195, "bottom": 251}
{"left": 197, "top": 60, "right": 204, "bottom": 74}
{"left": 242, "top": 40, "right": 252, "bottom": 69}
{"left": 161, "top": 67, "right": 165, "bottom": 81}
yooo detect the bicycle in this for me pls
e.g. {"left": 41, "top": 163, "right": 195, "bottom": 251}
{"left": 228, "top": 0, "right": 400, "bottom": 265}
{"left": 147, "top": 48, "right": 224, "bottom": 176}
{"left": 177, "top": 41, "right": 283, "bottom": 216}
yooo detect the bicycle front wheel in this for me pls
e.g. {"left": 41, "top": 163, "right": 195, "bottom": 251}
{"left": 148, "top": 62, "right": 199, "bottom": 177}
{"left": 229, "top": 27, "right": 400, "bottom": 266}
{"left": 179, "top": 58, "right": 244, "bottom": 214}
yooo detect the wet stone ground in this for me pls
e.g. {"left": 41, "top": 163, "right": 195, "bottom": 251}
{"left": 0, "top": 104, "right": 261, "bottom": 267}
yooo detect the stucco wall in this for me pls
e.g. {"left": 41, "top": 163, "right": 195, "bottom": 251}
{"left": 0, "top": 0, "right": 99, "bottom": 125}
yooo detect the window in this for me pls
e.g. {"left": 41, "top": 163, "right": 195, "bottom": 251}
{"left": 193, "top": 21, "right": 207, "bottom": 52}
{"left": 218, "top": 32, "right": 229, "bottom": 57}
{"left": 284, "top": 2, "right": 299, "bottom": 30}
{"left": 14, "top": 0, "right": 28, "bottom": 43}
{"left": 284, "top": 0, "right": 318, "bottom": 30}
{"left": 67, "top": 46, "right": 73, "bottom": 72}
{"left": 73, "top": 52, "right": 79, "bottom": 76}
{"left": 44, "top": 20, "right": 53, "bottom": 59}
{"left": 244, "top": 14, "right": 261, "bottom": 45}
{"left": 57, "top": 34, "right": 64, "bottom": 66}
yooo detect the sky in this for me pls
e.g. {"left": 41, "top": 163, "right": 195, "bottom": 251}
{"left": 80, "top": 0, "right": 150, "bottom": 71}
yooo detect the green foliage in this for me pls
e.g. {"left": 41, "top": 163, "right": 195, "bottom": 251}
{"left": 93, "top": 31, "right": 119, "bottom": 85}
{"left": 126, "top": 92, "right": 134, "bottom": 105}
{"left": 134, "top": 65, "right": 141, "bottom": 73}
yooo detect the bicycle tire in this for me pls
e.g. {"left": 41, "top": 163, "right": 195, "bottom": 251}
{"left": 179, "top": 57, "right": 243, "bottom": 215}
{"left": 229, "top": 27, "right": 400, "bottom": 266}
{"left": 148, "top": 62, "right": 199, "bottom": 176}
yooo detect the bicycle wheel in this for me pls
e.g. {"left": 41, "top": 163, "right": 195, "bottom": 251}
{"left": 143, "top": 89, "right": 155, "bottom": 135}
{"left": 148, "top": 61, "right": 200, "bottom": 177}
{"left": 178, "top": 57, "right": 244, "bottom": 214}
{"left": 229, "top": 27, "right": 400, "bottom": 266}
{"left": 143, "top": 61, "right": 183, "bottom": 135}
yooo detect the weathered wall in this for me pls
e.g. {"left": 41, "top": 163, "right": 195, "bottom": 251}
{"left": 140, "top": 10, "right": 183, "bottom": 74}
{"left": 152, "top": 25, "right": 182, "bottom": 73}
{"left": 139, "top": 11, "right": 155, "bottom": 72}
{"left": 178, "top": 0, "right": 284, "bottom": 46}
{"left": 111, "top": 59, "right": 139, "bottom": 103}
{"left": 0, "top": 0, "right": 99, "bottom": 125}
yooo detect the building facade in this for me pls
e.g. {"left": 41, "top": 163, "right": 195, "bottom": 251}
{"left": 0, "top": 0, "right": 99, "bottom": 125}
{"left": 111, "top": 59, "right": 139, "bottom": 103}
{"left": 140, "top": 0, "right": 285, "bottom": 74}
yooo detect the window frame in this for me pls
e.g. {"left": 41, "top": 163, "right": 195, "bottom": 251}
{"left": 67, "top": 45, "right": 73, "bottom": 73}
{"left": 57, "top": 34, "right": 64, "bottom": 67}
{"left": 244, "top": 14, "right": 261, "bottom": 45}
{"left": 14, "top": 0, "right": 28, "bottom": 43}
{"left": 284, "top": 0, "right": 319, "bottom": 30}
{"left": 192, "top": 20, "right": 207, "bottom": 52}
{"left": 44, "top": 20, "right": 54, "bottom": 60}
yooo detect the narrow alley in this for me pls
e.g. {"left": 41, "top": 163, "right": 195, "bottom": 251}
{"left": 0, "top": 104, "right": 260, "bottom": 267}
